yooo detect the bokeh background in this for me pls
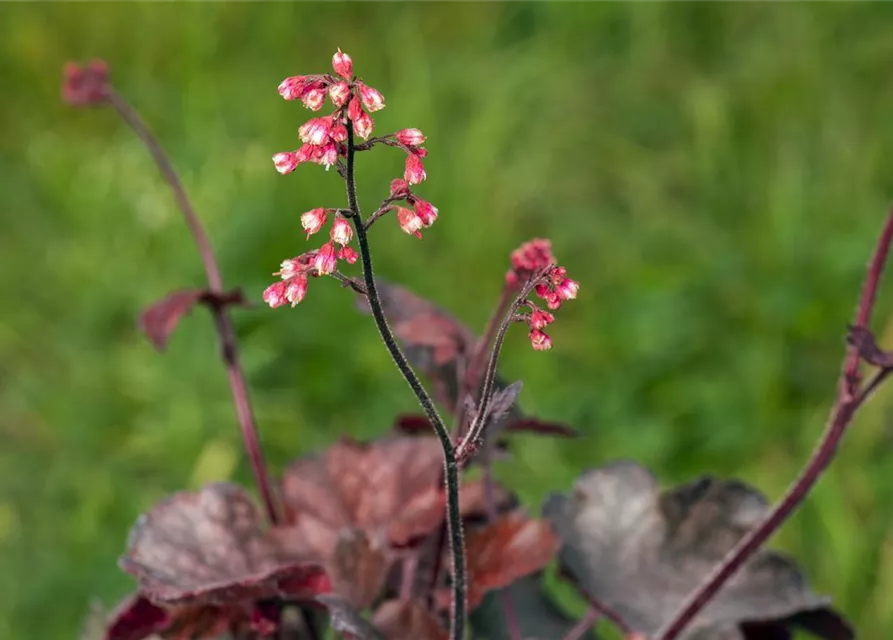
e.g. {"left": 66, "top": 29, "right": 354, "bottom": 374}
{"left": 4, "top": 2, "right": 893, "bottom": 638}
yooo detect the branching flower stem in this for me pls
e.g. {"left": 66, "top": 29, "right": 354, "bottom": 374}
{"left": 342, "top": 123, "right": 467, "bottom": 640}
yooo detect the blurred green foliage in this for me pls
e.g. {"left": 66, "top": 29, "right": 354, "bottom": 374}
{"left": 4, "top": 3, "right": 893, "bottom": 638}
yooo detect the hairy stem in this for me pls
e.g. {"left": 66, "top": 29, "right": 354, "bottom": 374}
{"left": 457, "top": 266, "right": 552, "bottom": 460}
{"left": 343, "top": 124, "right": 467, "bottom": 640}
{"left": 453, "top": 285, "right": 515, "bottom": 438}
{"left": 656, "top": 209, "right": 893, "bottom": 640}
{"left": 107, "top": 89, "right": 280, "bottom": 525}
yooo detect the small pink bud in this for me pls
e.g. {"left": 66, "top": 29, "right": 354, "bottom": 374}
{"left": 63, "top": 60, "right": 109, "bottom": 106}
{"left": 301, "top": 208, "right": 328, "bottom": 238}
{"left": 299, "top": 116, "right": 333, "bottom": 146}
{"left": 404, "top": 154, "right": 427, "bottom": 185}
{"left": 314, "top": 241, "right": 338, "bottom": 275}
{"left": 347, "top": 96, "right": 363, "bottom": 122}
{"left": 328, "top": 81, "right": 350, "bottom": 108}
{"left": 301, "top": 82, "right": 327, "bottom": 111}
{"left": 546, "top": 293, "right": 562, "bottom": 310}
{"left": 338, "top": 246, "right": 359, "bottom": 264}
{"left": 395, "top": 128, "right": 426, "bottom": 147}
{"left": 331, "top": 122, "right": 348, "bottom": 142}
{"left": 353, "top": 110, "right": 374, "bottom": 139}
{"left": 413, "top": 198, "right": 439, "bottom": 227}
{"left": 529, "top": 329, "right": 553, "bottom": 351}
{"left": 273, "top": 152, "right": 299, "bottom": 175}
{"left": 396, "top": 207, "right": 424, "bottom": 238}
{"left": 529, "top": 308, "right": 555, "bottom": 330}
{"left": 357, "top": 82, "right": 385, "bottom": 112}
{"left": 556, "top": 278, "right": 579, "bottom": 300}
{"left": 535, "top": 282, "right": 550, "bottom": 299}
{"left": 390, "top": 179, "right": 410, "bottom": 199}
{"left": 263, "top": 280, "right": 289, "bottom": 308}
{"left": 330, "top": 215, "right": 353, "bottom": 246}
{"left": 332, "top": 49, "right": 353, "bottom": 80}
{"left": 277, "top": 76, "right": 308, "bottom": 100}
{"left": 285, "top": 275, "right": 309, "bottom": 306}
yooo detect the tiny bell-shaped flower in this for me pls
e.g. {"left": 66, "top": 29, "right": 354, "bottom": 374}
{"left": 273, "top": 151, "right": 300, "bottom": 175}
{"left": 556, "top": 278, "right": 579, "bottom": 301}
{"left": 301, "top": 208, "right": 328, "bottom": 238}
{"left": 314, "top": 140, "right": 338, "bottom": 169}
{"left": 347, "top": 96, "right": 363, "bottom": 122}
{"left": 332, "top": 49, "right": 353, "bottom": 80}
{"left": 331, "top": 122, "right": 348, "bottom": 142}
{"left": 285, "top": 275, "right": 309, "bottom": 306}
{"left": 301, "top": 82, "right": 327, "bottom": 111}
{"left": 396, "top": 207, "right": 424, "bottom": 238}
{"left": 357, "top": 82, "right": 385, "bottom": 112}
{"left": 278, "top": 76, "right": 308, "bottom": 101}
{"left": 338, "top": 246, "right": 359, "bottom": 264}
{"left": 404, "top": 154, "right": 426, "bottom": 185}
{"left": 390, "top": 179, "right": 410, "bottom": 199}
{"left": 529, "top": 308, "right": 555, "bottom": 330}
{"left": 277, "top": 258, "right": 303, "bottom": 280}
{"left": 299, "top": 116, "right": 333, "bottom": 146}
{"left": 328, "top": 81, "right": 350, "bottom": 108}
{"left": 263, "top": 281, "right": 289, "bottom": 308}
{"left": 353, "top": 110, "right": 374, "bottom": 139}
{"left": 330, "top": 215, "right": 353, "bottom": 246}
{"left": 413, "top": 198, "right": 439, "bottom": 227}
{"left": 529, "top": 329, "right": 553, "bottom": 351}
{"left": 395, "top": 128, "right": 426, "bottom": 147}
{"left": 314, "top": 241, "right": 338, "bottom": 275}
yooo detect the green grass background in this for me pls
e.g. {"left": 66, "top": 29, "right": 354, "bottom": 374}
{"left": 4, "top": 2, "right": 893, "bottom": 638}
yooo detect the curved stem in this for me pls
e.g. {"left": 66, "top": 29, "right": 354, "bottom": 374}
{"left": 656, "top": 209, "right": 893, "bottom": 640}
{"left": 457, "top": 266, "right": 552, "bottom": 460}
{"left": 107, "top": 89, "right": 280, "bottom": 525}
{"left": 343, "top": 124, "right": 467, "bottom": 640}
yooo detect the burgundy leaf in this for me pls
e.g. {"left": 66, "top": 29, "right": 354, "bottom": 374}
{"left": 103, "top": 595, "right": 170, "bottom": 640}
{"left": 316, "top": 594, "right": 384, "bottom": 640}
{"left": 139, "top": 289, "right": 207, "bottom": 352}
{"left": 139, "top": 288, "right": 249, "bottom": 352}
{"left": 372, "top": 599, "right": 447, "bottom": 640}
{"left": 328, "top": 529, "right": 390, "bottom": 610}
{"left": 543, "top": 461, "right": 854, "bottom": 639}
{"left": 356, "top": 280, "right": 476, "bottom": 414}
{"left": 120, "top": 483, "right": 329, "bottom": 607}
{"left": 394, "top": 414, "right": 578, "bottom": 441}
{"left": 280, "top": 437, "right": 503, "bottom": 554}
{"left": 458, "top": 510, "right": 560, "bottom": 610}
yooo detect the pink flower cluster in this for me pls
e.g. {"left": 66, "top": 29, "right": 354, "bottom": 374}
{"left": 266, "top": 50, "right": 444, "bottom": 308}
{"left": 507, "top": 239, "right": 579, "bottom": 351}
{"left": 388, "top": 179, "right": 439, "bottom": 238}
{"left": 272, "top": 48, "right": 386, "bottom": 173}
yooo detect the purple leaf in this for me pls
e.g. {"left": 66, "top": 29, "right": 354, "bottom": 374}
{"left": 543, "top": 461, "right": 854, "bottom": 639}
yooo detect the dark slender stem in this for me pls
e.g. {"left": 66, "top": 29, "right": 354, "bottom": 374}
{"left": 454, "top": 285, "right": 515, "bottom": 438}
{"left": 656, "top": 209, "right": 893, "bottom": 640}
{"left": 107, "top": 89, "right": 280, "bottom": 525}
{"left": 457, "top": 267, "right": 552, "bottom": 461}
{"left": 343, "top": 123, "right": 467, "bottom": 640}
{"left": 560, "top": 606, "right": 600, "bottom": 640}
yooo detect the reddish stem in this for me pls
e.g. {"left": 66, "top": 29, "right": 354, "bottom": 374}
{"left": 106, "top": 89, "right": 281, "bottom": 525}
{"left": 561, "top": 606, "right": 600, "bottom": 640}
{"left": 656, "top": 209, "right": 893, "bottom": 640}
